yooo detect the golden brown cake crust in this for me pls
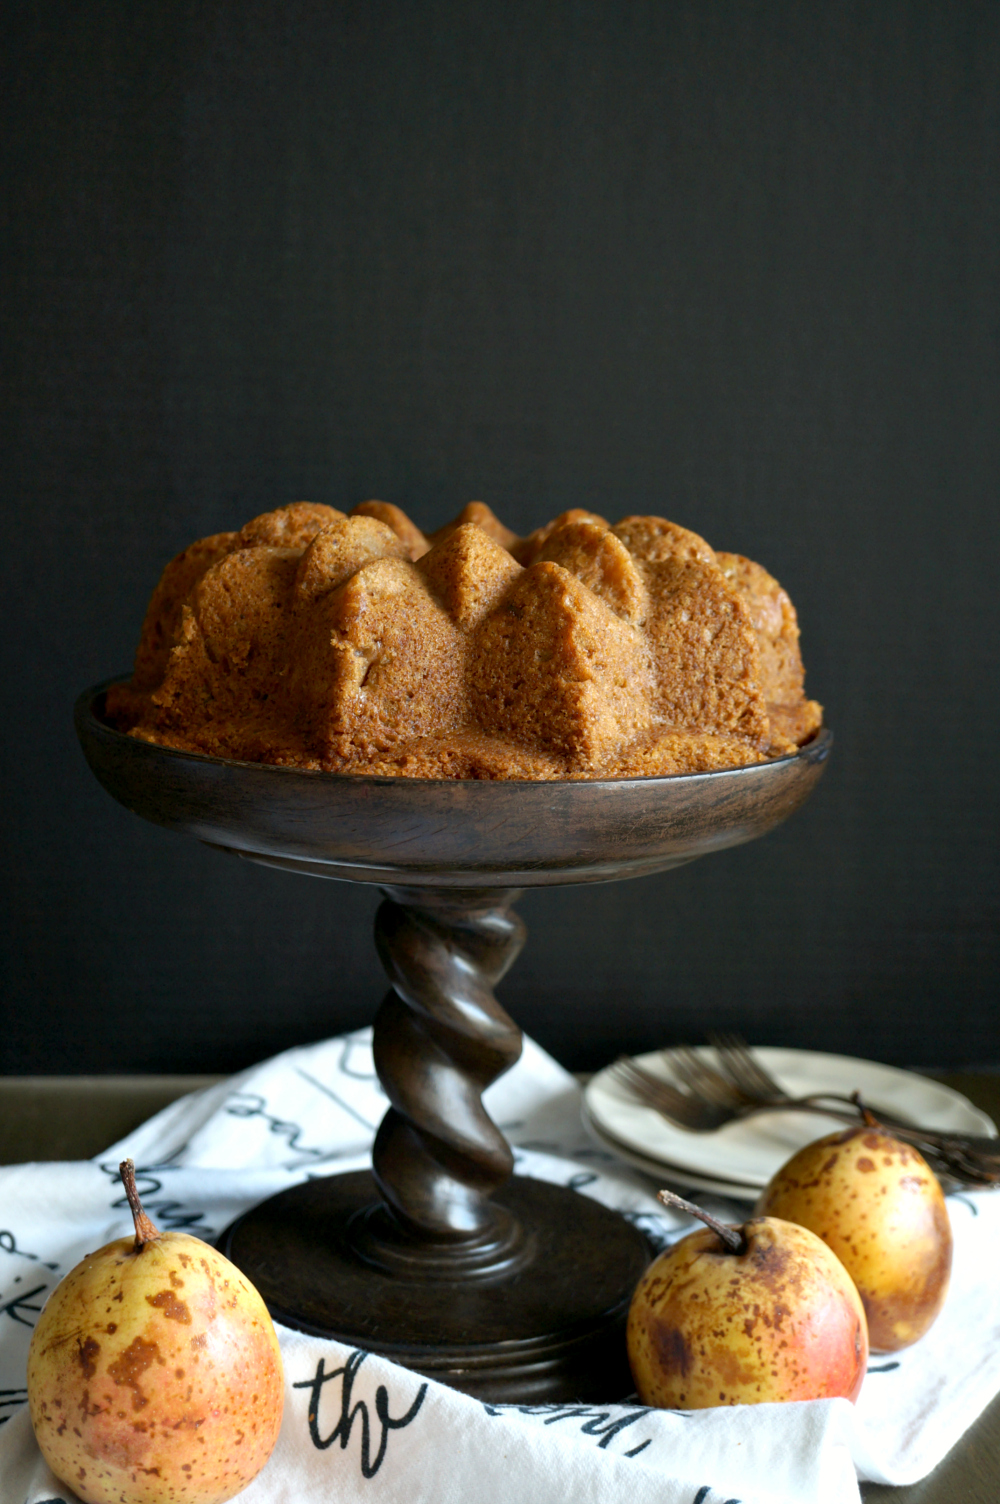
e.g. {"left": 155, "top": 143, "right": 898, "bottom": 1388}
{"left": 237, "top": 501, "right": 346, "bottom": 549}
{"left": 715, "top": 551, "right": 824, "bottom": 756}
{"left": 535, "top": 518, "right": 647, "bottom": 625}
{"left": 469, "top": 560, "right": 655, "bottom": 773}
{"left": 108, "top": 501, "right": 822, "bottom": 780}
{"left": 295, "top": 517, "right": 412, "bottom": 602}
{"left": 429, "top": 501, "right": 520, "bottom": 554}
{"left": 512, "top": 509, "right": 610, "bottom": 565}
{"left": 628, "top": 550, "right": 770, "bottom": 748}
{"left": 350, "top": 500, "right": 430, "bottom": 560}
{"left": 129, "top": 531, "right": 238, "bottom": 692}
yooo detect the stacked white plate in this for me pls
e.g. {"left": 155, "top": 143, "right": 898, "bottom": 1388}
{"left": 583, "top": 1046, "right": 997, "bottom": 1200}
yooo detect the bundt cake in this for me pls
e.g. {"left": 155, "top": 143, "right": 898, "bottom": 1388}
{"left": 106, "top": 501, "right": 822, "bottom": 779}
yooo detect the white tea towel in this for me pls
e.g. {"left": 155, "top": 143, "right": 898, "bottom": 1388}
{"left": 1, "top": 1030, "right": 998, "bottom": 1504}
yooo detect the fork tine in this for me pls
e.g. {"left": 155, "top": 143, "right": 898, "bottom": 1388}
{"left": 608, "top": 1057, "right": 731, "bottom": 1131}
{"left": 729, "top": 1036, "right": 786, "bottom": 1097}
{"left": 662, "top": 1046, "right": 715, "bottom": 1098}
{"left": 705, "top": 1033, "right": 750, "bottom": 1090}
{"left": 710, "top": 1033, "right": 784, "bottom": 1099}
{"left": 611, "top": 1057, "right": 682, "bottom": 1107}
{"left": 684, "top": 1045, "right": 747, "bottom": 1104}
{"left": 665, "top": 1044, "right": 747, "bottom": 1107}
{"left": 611, "top": 1057, "right": 706, "bottom": 1118}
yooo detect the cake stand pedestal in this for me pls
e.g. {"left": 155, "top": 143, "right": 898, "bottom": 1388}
{"left": 76, "top": 682, "right": 830, "bottom": 1402}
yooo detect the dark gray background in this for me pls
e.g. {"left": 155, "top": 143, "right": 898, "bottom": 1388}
{"left": 3, "top": 0, "right": 997, "bottom": 1074}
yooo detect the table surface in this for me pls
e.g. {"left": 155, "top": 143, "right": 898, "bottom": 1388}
{"left": 1, "top": 1070, "right": 998, "bottom": 1501}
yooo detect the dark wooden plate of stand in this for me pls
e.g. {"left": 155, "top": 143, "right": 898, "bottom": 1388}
{"left": 76, "top": 681, "right": 831, "bottom": 1402}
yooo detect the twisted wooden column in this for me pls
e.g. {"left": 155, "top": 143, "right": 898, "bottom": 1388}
{"left": 218, "top": 879, "right": 650, "bottom": 1396}
{"left": 365, "top": 886, "right": 526, "bottom": 1266}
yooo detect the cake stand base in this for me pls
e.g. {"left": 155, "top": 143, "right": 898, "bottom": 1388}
{"left": 218, "top": 1171, "right": 650, "bottom": 1403}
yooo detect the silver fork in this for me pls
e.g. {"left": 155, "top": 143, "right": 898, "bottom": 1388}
{"left": 705, "top": 1034, "right": 914, "bottom": 1127}
{"left": 609, "top": 1056, "right": 734, "bottom": 1131}
{"left": 663, "top": 1043, "right": 754, "bottom": 1109}
{"left": 613, "top": 1053, "right": 870, "bottom": 1131}
{"left": 704, "top": 1034, "right": 1000, "bottom": 1186}
{"left": 611, "top": 1048, "right": 1000, "bottom": 1186}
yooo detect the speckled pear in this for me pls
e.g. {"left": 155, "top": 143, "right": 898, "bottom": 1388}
{"left": 755, "top": 1124, "right": 953, "bottom": 1351}
{"left": 627, "top": 1191, "right": 868, "bottom": 1408}
{"left": 27, "top": 1161, "right": 284, "bottom": 1504}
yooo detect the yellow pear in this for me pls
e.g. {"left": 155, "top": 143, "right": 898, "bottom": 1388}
{"left": 627, "top": 1191, "right": 868, "bottom": 1408}
{"left": 756, "top": 1124, "right": 952, "bottom": 1351}
{"left": 27, "top": 1161, "right": 284, "bottom": 1504}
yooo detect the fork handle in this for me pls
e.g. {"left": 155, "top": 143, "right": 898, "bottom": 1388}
{"left": 799, "top": 1096, "right": 1000, "bottom": 1161}
{"left": 757, "top": 1097, "right": 1000, "bottom": 1179}
{"left": 793, "top": 1091, "right": 915, "bottom": 1129}
{"left": 751, "top": 1092, "right": 914, "bottom": 1128}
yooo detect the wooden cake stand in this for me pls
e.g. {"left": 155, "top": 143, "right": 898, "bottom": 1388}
{"left": 76, "top": 681, "right": 830, "bottom": 1403}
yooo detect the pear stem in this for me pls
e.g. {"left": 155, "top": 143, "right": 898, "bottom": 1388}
{"left": 851, "top": 1091, "right": 881, "bottom": 1128}
{"left": 658, "top": 1188, "right": 746, "bottom": 1254}
{"left": 120, "top": 1159, "right": 161, "bottom": 1250}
